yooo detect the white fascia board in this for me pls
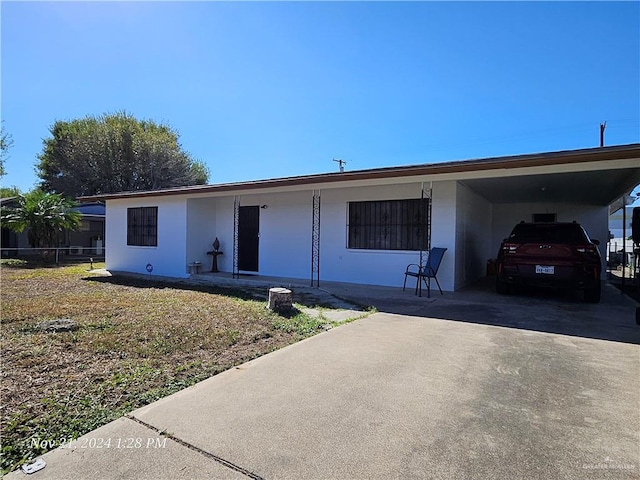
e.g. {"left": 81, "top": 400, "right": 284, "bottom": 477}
{"left": 412, "top": 157, "right": 640, "bottom": 183}
{"left": 103, "top": 157, "right": 640, "bottom": 202}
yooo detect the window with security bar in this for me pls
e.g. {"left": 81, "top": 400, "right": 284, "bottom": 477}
{"left": 347, "top": 199, "right": 429, "bottom": 250}
{"left": 127, "top": 207, "right": 158, "bottom": 246}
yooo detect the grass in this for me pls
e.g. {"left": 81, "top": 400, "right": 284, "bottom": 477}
{"left": 0, "top": 262, "right": 334, "bottom": 474}
{"left": 272, "top": 307, "right": 327, "bottom": 335}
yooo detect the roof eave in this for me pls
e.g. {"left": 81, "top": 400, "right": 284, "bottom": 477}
{"left": 78, "top": 143, "right": 640, "bottom": 202}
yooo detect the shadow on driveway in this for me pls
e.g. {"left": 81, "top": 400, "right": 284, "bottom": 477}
{"left": 323, "top": 277, "right": 640, "bottom": 345}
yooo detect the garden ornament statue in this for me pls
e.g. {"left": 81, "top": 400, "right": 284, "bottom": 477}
{"left": 207, "top": 237, "right": 223, "bottom": 272}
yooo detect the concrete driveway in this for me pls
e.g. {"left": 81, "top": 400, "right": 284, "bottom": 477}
{"left": 7, "top": 280, "right": 639, "bottom": 479}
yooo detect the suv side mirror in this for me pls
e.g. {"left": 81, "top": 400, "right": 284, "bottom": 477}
{"left": 592, "top": 239, "right": 600, "bottom": 246}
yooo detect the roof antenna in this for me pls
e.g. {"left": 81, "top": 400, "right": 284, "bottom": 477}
{"left": 600, "top": 121, "right": 606, "bottom": 147}
{"left": 333, "top": 158, "right": 346, "bottom": 172}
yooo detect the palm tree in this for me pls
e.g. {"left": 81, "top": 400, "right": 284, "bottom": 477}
{"left": 1, "top": 190, "right": 81, "bottom": 248}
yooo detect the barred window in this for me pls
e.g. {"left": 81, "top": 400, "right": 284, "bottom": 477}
{"left": 347, "top": 199, "right": 429, "bottom": 250}
{"left": 127, "top": 207, "right": 158, "bottom": 247}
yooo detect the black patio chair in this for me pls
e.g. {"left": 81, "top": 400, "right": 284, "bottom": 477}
{"left": 403, "top": 247, "right": 448, "bottom": 298}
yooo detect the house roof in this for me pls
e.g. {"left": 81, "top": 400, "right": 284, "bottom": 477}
{"left": 0, "top": 196, "right": 19, "bottom": 206}
{"left": 79, "top": 143, "right": 640, "bottom": 205}
{"left": 1, "top": 197, "right": 105, "bottom": 217}
{"left": 72, "top": 202, "right": 105, "bottom": 217}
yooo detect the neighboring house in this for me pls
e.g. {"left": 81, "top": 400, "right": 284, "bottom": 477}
{"left": 608, "top": 203, "right": 638, "bottom": 266}
{"left": 67, "top": 202, "right": 106, "bottom": 255}
{"left": 609, "top": 203, "right": 636, "bottom": 239}
{"left": 0, "top": 200, "right": 105, "bottom": 256}
{"left": 81, "top": 144, "right": 640, "bottom": 291}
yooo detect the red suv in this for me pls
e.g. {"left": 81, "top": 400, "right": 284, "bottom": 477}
{"left": 496, "top": 222, "right": 602, "bottom": 303}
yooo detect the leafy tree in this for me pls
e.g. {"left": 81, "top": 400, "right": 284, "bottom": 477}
{"left": 37, "top": 112, "right": 209, "bottom": 197}
{"left": 0, "top": 190, "right": 81, "bottom": 248}
{"left": 0, "top": 186, "right": 21, "bottom": 198}
{"left": 0, "top": 121, "right": 14, "bottom": 178}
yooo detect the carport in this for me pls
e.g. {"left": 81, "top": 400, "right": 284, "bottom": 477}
{"left": 450, "top": 144, "right": 640, "bottom": 288}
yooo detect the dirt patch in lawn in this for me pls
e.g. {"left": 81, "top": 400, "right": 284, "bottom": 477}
{"left": 0, "top": 263, "right": 331, "bottom": 474}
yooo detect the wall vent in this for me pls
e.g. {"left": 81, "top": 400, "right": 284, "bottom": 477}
{"left": 532, "top": 213, "right": 557, "bottom": 223}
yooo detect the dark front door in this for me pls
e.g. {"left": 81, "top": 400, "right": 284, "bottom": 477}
{"left": 238, "top": 206, "right": 259, "bottom": 272}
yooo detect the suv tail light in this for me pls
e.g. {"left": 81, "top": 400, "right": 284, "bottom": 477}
{"left": 576, "top": 245, "right": 597, "bottom": 254}
{"left": 502, "top": 243, "right": 518, "bottom": 254}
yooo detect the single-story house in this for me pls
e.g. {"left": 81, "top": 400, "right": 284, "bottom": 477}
{"left": 81, "top": 144, "right": 640, "bottom": 291}
{"left": 0, "top": 200, "right": 105, "bottom": 256}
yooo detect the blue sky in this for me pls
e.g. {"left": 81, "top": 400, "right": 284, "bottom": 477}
{"left": 2, "top": 1, "right": 639, "bottom": 195}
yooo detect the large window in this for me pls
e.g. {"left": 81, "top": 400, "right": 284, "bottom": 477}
{"left": 127, "top": 207, "right": 158, "bottom": 246}
{"left": 347, "top": 199, "right": 429, "bottom": 250}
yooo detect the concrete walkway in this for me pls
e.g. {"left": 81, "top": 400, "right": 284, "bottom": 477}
{"left": 6, "top": 279, "right": 640, "bottom": 479}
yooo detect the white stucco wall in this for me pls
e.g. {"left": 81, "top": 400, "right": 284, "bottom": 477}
{"left": 106, "top": 197, "right": 188, "bottom": 277}
{"left": 455, "top": 183, "right": 493, "bottom": 289}
{"left": 171, "top": 182, "right": 458, "bottom": 290}
{"left": 180, "top": 192, "right": 313, "bottom": 279}
{"left": 215, "top": 191, "right": 313, "bottom": 279}
{"left": 430, "top": 181, "right": 457, "bottom": 291}
{"left": 186, "top": 198, "right": 217, "bottom": 269}
{"left": 212, "top": 196, "right": 234, "bottom": 274}
{"left": 255, "top": 191, "right": 313, "bottom": 279}
{"left": 319, "top": 182, "right": 456, "bottom": 290}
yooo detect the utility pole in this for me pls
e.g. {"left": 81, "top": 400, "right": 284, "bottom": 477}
{"left": 600, "top": 121, "right": 606, "bottom": 147}
{"left": 622, "top": 195, "right": 627, "bottom": 293}
{"left": 333, "top": 158, "right": 346, "bottom": 172}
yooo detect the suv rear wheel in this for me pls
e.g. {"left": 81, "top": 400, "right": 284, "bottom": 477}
{"left": 496, "top": 276, "right": 510, "bottom": 295}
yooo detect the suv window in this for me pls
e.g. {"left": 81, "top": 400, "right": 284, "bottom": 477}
{"left": 508, "top": 223, "right": 588, "bottom": 244}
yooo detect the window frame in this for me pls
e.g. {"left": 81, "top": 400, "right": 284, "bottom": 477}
{"left": 127, "top": 206, "right": 158, "bottom": 247}
{"left": 346, "top": 198, "right": 430, "bottom": 251}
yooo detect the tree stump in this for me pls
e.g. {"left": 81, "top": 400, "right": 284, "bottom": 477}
{"left": 267, "top": 288, "right": 293, "bottom": 313}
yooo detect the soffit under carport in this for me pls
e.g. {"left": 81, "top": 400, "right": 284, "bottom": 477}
{"left": 459, "top": 167, "right": 640, "bottom": 205}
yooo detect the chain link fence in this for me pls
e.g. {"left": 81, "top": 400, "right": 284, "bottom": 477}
{"left": 0, "top": 247, "right": 105, "bottom": 265}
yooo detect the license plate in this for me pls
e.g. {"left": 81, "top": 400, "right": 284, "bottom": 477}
{"left": 535, "top": 265, "right": 555, "bottom": 275}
